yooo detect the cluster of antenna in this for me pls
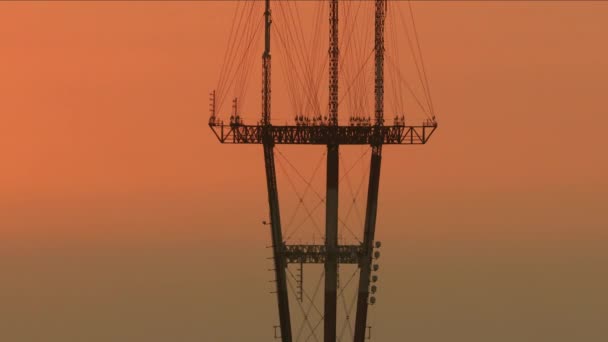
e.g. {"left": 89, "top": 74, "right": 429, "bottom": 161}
{"left": 348, "top": 116, "right": 373, "bottom": 127}
{"left": 208, "top": 90, "right": 221, "bottom": 126}
{"left": 229, "top": 98, "right": 244, "bottom": 127}
{"left": 294, "top": 115, "right": 332, "bottom": 126}
{"left": 393, "top": 115, "right": 405, "bottom": 126}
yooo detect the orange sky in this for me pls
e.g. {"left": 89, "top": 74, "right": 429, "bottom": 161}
{"left": 1, "top": 2, "right": 608, "bottom": 341}
{"left": 1, "top": 1, "right": 606, "bottom": 243}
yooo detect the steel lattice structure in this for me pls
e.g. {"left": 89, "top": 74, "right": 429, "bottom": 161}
{"left": 209, "top": 1, "right": 437, "bottom": 341}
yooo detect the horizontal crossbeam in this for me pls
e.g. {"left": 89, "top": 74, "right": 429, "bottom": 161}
{"left": 282, "top": 244, "right": 363, "bottom": 264}
{"left": 208, "top": 121, "right": 437, "bottom": 145}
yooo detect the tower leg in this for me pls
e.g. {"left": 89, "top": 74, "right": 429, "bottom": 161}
{"left": 324, "top": 144, "right": 339, "bottom": 342}
{"left": 356, "top": 0, "right": 385, "bottom": 336}
{"left": 354, "top": 146, "right": 382, "bottom": 342}
{"left": 264, "top": 143, "right": 293, "bottom": 342}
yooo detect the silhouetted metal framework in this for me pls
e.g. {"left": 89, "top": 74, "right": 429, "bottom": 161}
{"left": 209, "top": 123, "right": 436, "bottom": 145}
{"left": 209, "top": 0, "right": 436, "bottom": 341}
{"left": 283, "top": 245, "right": 363, "bottom": 264}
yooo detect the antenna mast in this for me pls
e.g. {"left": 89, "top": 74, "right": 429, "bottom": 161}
{"left": 262, "top": 0, "right": 272, "bottom": 125}
{"left": 328, "top": 0, "right": 339, "bottom": 126}
{"left": 374, "top": 0, "right": 386, "bottom": 127}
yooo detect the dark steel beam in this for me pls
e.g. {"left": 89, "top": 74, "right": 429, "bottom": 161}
{"left": 355, "top": 2, "right": 386, "bottom": 341}
{"left": 324, "top": 144, "right": 339, "bottom": 342}
{"left": 208, "top": 123, "right": 437, "bottom": 145}
{"left": 264, "top": 143, "right": 293, "bottom": 342}
{"left": 353, "top": 146, "right": 383, "bottom": 342}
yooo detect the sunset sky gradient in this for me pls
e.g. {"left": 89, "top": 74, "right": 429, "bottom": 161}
{"left": 1, "top": 2, "right": 607, "bottom": 341}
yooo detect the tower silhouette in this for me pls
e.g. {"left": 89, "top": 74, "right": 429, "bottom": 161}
{"left": 209, "top": 1, "right": 436, "bottom": 341}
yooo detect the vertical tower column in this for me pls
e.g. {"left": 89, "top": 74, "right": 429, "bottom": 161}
{"left": 324, "top": 1, "right": 340, "bottom": 342}
{"left": 261, "top": 1, "right": 292, "bottom": 341}
{"left": 353, "top": 146, "right": 382, "bottom": 342}
{"left": 324, "top": 144, "right": 339, "bottom": 342}
{"left": 264, "top": 144, "right": 292, "bottom": 342}
{"left": 354, "top": 1, "right": 386, "bottom": 341}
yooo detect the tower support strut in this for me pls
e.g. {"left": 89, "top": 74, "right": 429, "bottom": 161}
{"left": 324, "top": 1, "right": 340, "bottom": 341}
{"left": 262, "top": 1, "right": 292, "bottom": 341}
{"left": 324, "top": 144, "right": 339, "bottom": 342}
{"left": 354, "top": 1, "right": 386, "bottom": 341}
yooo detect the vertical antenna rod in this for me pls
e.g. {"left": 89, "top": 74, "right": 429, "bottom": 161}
{"left": 328, "top": 0, "right": 339, "bottom": 126}
{"left": 324, "top": 1, "right": 339, "bottom": 341}
{"left": 374, "top": 0, "right": 385, "bottom": 126}
{"left": 262, "top": 1, "right": 293, "bottom": 341}
{"left": 354, "top": 1, "right": 386, "bottom": 341}
{"left": 262, "top": 0, "right": 272, "bottom": 125}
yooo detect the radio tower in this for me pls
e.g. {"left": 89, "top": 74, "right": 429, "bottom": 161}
{"left": 209, "top": 1, "right": 437, "bottom": 341}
